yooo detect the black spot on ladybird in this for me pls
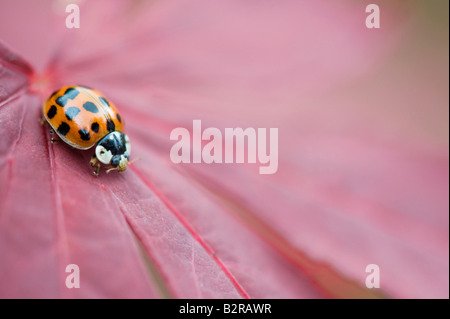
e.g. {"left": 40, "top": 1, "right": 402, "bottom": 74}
{"left": 99, "top": 97, "right": 110, "bottom": 107}
{"left": 47, "top": 105, "right": 57, "bottom": 119}
{"left": 65, "top": 87, "right": 79, "bottom": 96}
{"left": 116, "top": 113, "right": 122, "bottom": 123}
{"left": 57, "top": 122, "right": 70, "bottom": 136}
{"left": 79, "top": 129, "right": 91, "bottom": 141}
{"left": 91, "top": 122, "right": 99, "bottom": 133}
{"left": 65, "top": 106, "right": 81, "bottom": 121}
{"left": 55, "top": 88, "right": 79, "bottom": 107}
{"left": 83, "top": 101, "right": 99, "bottom": 113}
{"left": 55, "top": 97, "right": 65, "bottom": 107}
{"left": 107, "top": 119, "right": 115, "bottom": 132}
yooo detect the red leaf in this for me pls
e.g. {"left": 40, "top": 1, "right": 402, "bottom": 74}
{"left": 0, "top": 0, "right": 448, "bottom": 298}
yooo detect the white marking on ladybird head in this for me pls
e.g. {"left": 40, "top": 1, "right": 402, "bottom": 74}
{"left": 95, "top": 145, "right": 113, "bottom": 165}
{"left": 124, "top": 134, "right": 131, "bottom": 156}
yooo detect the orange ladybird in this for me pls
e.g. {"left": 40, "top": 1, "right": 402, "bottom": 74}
{"left": 43, "top": 85, "right": 131, "bottom": 175}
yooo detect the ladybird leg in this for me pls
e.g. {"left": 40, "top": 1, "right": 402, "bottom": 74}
{"left": 90, "top": 156, "right": 98, "bottom": 167}
{"left": 40, "top": 116, "right": 57, "bottom": 140}
{"left": 49, "top": 127, "right": 59, "bottom": 143}
{"left": 93, "top": 163, "right": 101, "bottom": 177}
{"left": 90, "top": 156, "right": 101, "bottom": 176}
{"left": 42, "top": 116, "right": 58, "bottom": 143}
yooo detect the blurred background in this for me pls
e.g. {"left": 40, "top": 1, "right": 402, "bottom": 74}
{"left": 0, "top": 0, "right": 448, "bottom": 299}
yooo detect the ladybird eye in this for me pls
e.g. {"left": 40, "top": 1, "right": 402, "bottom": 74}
{"left": 111, "top": 156, "right": 121, "bottom": 167}
{"left": 100, "top": 150, "right": 105, "bottom": 154}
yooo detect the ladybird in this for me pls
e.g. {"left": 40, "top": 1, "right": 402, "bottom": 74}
{"left": 42, "top": 85, "right": 132, "bottom": 176}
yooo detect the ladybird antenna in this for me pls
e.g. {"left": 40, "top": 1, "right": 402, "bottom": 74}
{"left": 105, "top": 167, "right": 120, "bottom": 174}
{"left": 127, "top": 157, "right": 141, "bottom": 166}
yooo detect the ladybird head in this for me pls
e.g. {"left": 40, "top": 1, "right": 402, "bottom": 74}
{"left": 95, "top": 132, "right": 131, "bottom": 172}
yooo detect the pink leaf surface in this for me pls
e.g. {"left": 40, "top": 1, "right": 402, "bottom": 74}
{"left": 0, "top": 0, "right": 448, "bottom": 298}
